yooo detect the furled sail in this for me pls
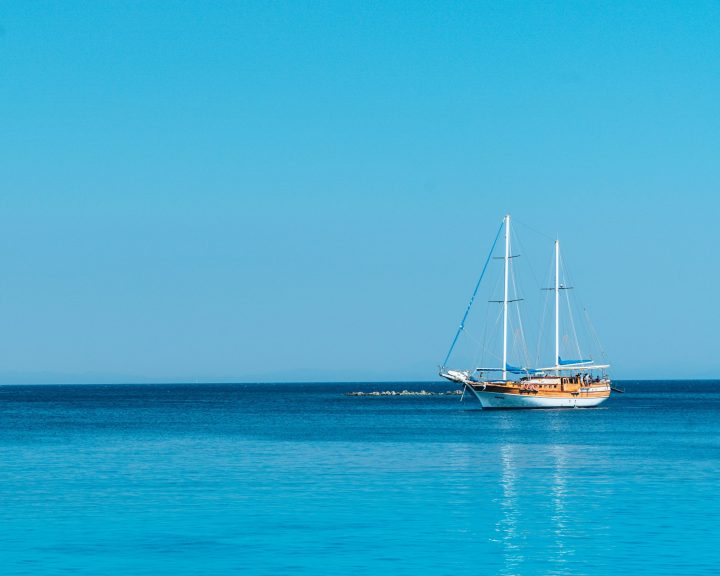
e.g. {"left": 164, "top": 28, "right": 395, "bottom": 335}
{"left": 558, "top": 357, "right": 592, "bottom": 366}
{"left": 505, "top": 363, "right": 542, "bottom": 374}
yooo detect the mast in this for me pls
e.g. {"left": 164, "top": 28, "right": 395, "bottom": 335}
{"left": 502, "top": 214, "right": 510, "bottom": 380}
{"left": 555, "top": 239, "right": 560, "bottom": 371}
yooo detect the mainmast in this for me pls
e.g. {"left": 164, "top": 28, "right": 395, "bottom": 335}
{"left": 502, "top": 214, "right": 510, "bottom": 380}
{"left": 555, "top": 239, "right": 560, "bottom": 371}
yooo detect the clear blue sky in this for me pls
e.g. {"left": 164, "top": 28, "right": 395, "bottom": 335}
{"left": 1, "top": 1, "right": 718, "bottom": 382}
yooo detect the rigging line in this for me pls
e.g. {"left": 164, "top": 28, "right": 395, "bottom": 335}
{"left": 464, "top": 305, "right": 498, "bottom": 366}
{"left": 485, "top": 351, "right": 503, "bottom": 363}
{"left": 515, "top": 302, "right": 531, "bottom": 369}
{"left": 536, "top": 289, "right": 550, "bottom": 367}
{"left": 478, "top": 341, "right": 504, "bottom": 363}
{"left": 561, "top": 257, "right": 602, "bottom": 362}
{"left": 534, "top": 248, "right": 554, "bottom": 367}
{"left": 509, "top": 255, "right": 531, "bottom": 368}
{"left": 584, "top": 307, "right": 608, "bottom": 361}
{"left": 487, "top": 304, "right": 505, "bottom": 360}
{"left": 469, "top": 305, "right": 505, "bottom": 367}
{"left": 464, "top": 328, "right": 488, "bottom": 349}
{"left": 511, "top": 226, "right": 543, "bottom": 294}
{"left": 478, "top": 300, "right": 491, "bottom": 369}
{"left": 513, "top": 217, "right": 556, "bottom": 241}
{"left": 442, "top": 220, "right": 504, "bottom": 367}
{"left": 479, "top": 266, "right": 504, "bottom": 369}
{"left": 560, "top": 249, "right": 585, "bottom": 361}
{"left": 513, "top": 225, "right": 552, "bottom": 366}
{"left": 482, "top": 303, "right": 505, "bottom": 365}
{"left": 561, "top": 252, "right": 584, "bottom": 360}
{"left": 478, "top": 298, "right": 494, "bottom": 370}
{"left": 564, "top": 287, "right": 583, "bottom": 360}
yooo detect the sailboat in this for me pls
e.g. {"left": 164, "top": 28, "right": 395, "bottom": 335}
{"left": 440, "top": 214, "right": 611, "bottom": 409}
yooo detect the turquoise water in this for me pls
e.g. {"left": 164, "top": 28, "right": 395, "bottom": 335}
{"left": 0, "top": 382, "right": 718, "bottom": 575}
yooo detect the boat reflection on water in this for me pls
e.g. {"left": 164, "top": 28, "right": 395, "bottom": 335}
{"left": 495, "top": 444, "right": 524, "bottom": 575}
{"left": 548, "top": 444, "right": 573, "bottom": 575}
{"left": 491, "top": 430, "right": 579, "bottom": 575}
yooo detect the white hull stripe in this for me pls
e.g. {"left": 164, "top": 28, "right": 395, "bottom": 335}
{"left": 467, "top": 387, "right": 609, "bottom": 409}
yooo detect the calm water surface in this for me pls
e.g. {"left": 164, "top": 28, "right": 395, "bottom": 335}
{"left": 0, "top": 381, "right": 718, "bottom": 575}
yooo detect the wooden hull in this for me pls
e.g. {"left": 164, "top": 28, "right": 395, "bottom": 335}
{"left": 466, "top": 379, "right": 611, "bottom": 409}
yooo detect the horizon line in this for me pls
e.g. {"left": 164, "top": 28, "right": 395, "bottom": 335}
{"left": 0, "top": 378, "right": 717, "bottom": 386}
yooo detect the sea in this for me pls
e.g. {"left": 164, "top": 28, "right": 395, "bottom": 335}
{"left": 0, "top": 381, "right": 718, "bottom": 575}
